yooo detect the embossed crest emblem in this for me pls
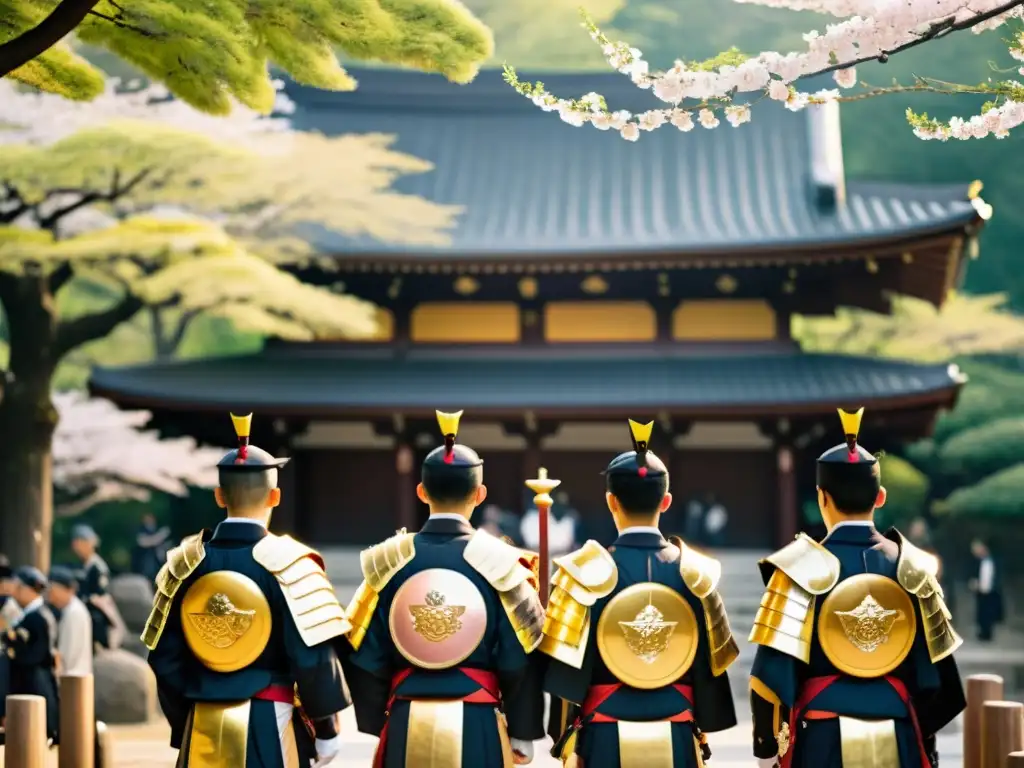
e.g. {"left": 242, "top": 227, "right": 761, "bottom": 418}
{"left": 409, "top": 590, "right": 466, "bottom": 642}
{"left": 187, "top": 593, "right": 256, "bottom": 649}
{"left": 777, "top": 722, "right": 790, "bottom": 758}
{"left": 834, "top": 593, "right": 905, "bottom": 653}
{"left": 618, "top": 601, "right": 678, "bottom": 663}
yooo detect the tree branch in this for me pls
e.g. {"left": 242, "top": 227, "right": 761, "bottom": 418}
{"left": 48, "top": 263, "right": 74, "bottom": 293}
{"left": 804, "top": 0, "right": 1024, "bottom": 79}
{"left": 168, "top": 308, "right": 202, "bottom": 353}
{"left": 38, "top": 168, "right": 154, "bottom": 232}
{"left": 54, "top": 293, "right": 144, "bottom": 358}
{"left": 0, "top": 0, "right": 102, "bottom": 77}
{"left": 86, "top": 9, "right": 158, "bottom": 37}
{"left": 0, "top": 182, "right": 29, "bottom": 224}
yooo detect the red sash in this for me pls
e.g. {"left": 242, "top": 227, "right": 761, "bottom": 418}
{"left": 780, "top": 676, "right": 931, "bottom": 768}
{"left": 580, "top": 683, "right": 696, "bottom": 724}
{"left": 253, "top": 684, "right": 315, "bottom": 739}
{"left": 372, "top": 668, "right": 501, "bottom": 768}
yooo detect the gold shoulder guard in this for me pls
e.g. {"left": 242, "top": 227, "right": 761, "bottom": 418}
{"left": 345, "top": 530, "right": 416, "bottom": 651}
{"left": 677, "top": 541, "right": 739, "bottom": 676}
{"left": 464, "top": 530, "right": 545, "bottom": 653}
{"left": 538, "top": 540, "right": 618, "bottom": 669}
{"left": 896, "top": 533, "right": 963, "bottom": 662}
{"left": 252, "top": 533, "right": 351, "bottom": 647}
{"left": 141, "top": 532, "right": 206, "bottom": 650}
{"left": 749, "top": 535, "right": 840, "bottom": 663}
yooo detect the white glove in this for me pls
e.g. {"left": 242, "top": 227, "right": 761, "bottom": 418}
{"left": 311, "top": 735, "right": 341, "bottom": 767}
{"left": 510, "top": 738, "right": 534, "bottom": 764}
{"left": 757, "top": 758, "right": 779, "bottom": 768}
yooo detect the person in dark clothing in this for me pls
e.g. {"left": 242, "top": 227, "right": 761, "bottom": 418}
{"left": 143, "top": 412, "right": 352, "bottom": 766}
{"left": 2, "top": 566, "right": 60, "bottom": 744}
{"left": 132, "top": 512, "right": 171, "bottom": 583}
{"left": 70, "top": 524, "right": 120, "bottom": 650}
{"left": 969, "top": 538, "right": 1003, "bottom": 642}
{"left": 345, "top": 409, "right": 545, "bottom": 767}
{"left": 749, "top": 408, "right": 965, "bottom": 768}
{"left": 543, "top": 419, "right": 738, "bottom": 767}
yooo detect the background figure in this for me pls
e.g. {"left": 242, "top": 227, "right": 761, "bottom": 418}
{"left": 703, "top": 493, "right": 728, "bottom": 548}
{"left": 477, "top": 503, "right": 522, "bottom": 545}
{"left": 684, "top": 493, "right": 706, "bottom": 544}
{"left": 0, "top": 556, "right": 22, "bottom": 629}
{"left": 969, "top": 538, "right": 1003, "bottom": 642}
{"left": 47, "top": 567, "right": 93, "bottom": 676}
{"left": 521, "top": 490, "right": 579, "bottom": 563}
{"left": 70, "top": 524, "right": 124, "bottom": 651}
{"left": 131, "top": 513, "right": 171, "bottom": 583}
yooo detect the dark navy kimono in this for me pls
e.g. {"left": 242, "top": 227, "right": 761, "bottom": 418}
{"left": 148, "top": 521, "right": 350, "bottom": 767}
{"left": 545, "top": 531, "right": 737, "bottom": 767}
{"left": 750, "top": 524, "right": 965, "bottom": 768}
{"left": 345, "top": 515, "right": 545, "bottom": 768}
{"left": 4, "top": 599, "right": 60, "bottom": 741}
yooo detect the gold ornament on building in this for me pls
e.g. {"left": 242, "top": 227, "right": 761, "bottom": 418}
{"left": 818, "top": 573, "right": 916, "bottom": 678}
{"left": 715, "top": 274, "right": 738, "bottom": 294}
{"left": 390, "top": 568, "right": 487, "bottom": 669}
{"left": 410, "top": 590, "right": 465, "bottom": 642}
{"left": 518, "top": 276, "right": 538, "bottom": 299}
{"left": 967, "top": 180, "right": 984, "bottom": 200}
{"left": 180, "top": 571, "right": 271, "bottom": 672}
{"left": 453, "top": 276, "right": 480, "bottom": 296}
{"left": 596, "top": 582, "right": 698, "bottom": 689}
{"left": 581, "top": 274, "right": 609, "bottom": 295}
{"left": 901, "top": 252, "right": 914, "bottom": 264}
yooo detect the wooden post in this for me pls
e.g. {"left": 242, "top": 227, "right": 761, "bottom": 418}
{"left": 5, "top": 694, "right": 48, "bottom": 768}
{"left": 1008, "top": 753, "right": 1024, "bottom": 768}
{"left": 59, "top": 674, "right": 95, "bottom": 768}
{"left": 395, "top": 439, "right": 416, "bottom": 532}
{"left": 776, "top": 444, "right": 798, "bottom": 546}
{"left": 966, "top": 674, "right": 1005, "bottom": 768}
{"left": 982, "top": 701, "right": 1024, "bottom": 768}
{"left": 95, "top": 721, "right": 113, "bottom": 768}
{"left": 526, "top": 467, "right": 560, "bottom": 605}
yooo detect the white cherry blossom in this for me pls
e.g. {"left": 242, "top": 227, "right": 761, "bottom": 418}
{"left": 502, "top": 0, "right": 1024, "bottom": 141}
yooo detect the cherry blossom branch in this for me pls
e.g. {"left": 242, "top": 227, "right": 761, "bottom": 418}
{"left": 0, "top": 0, "right": 101, "bottom": 77}
{"left": 503, "top": 1, "right": 1024, "bottom": 141}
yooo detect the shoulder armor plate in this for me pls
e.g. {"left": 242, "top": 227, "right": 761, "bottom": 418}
{"left": 749, "top": 568, "right": 816, "bottom": 663}
{"left": 346, "top": 530, "right": 416, "bottom": 651}
{"left": 678, "top": 542, "right": 738, "bottom": 676}
{"left": 895, "top": 533, "right": 963, "bottom": 662}
{"left": 464, "top": 530, "right": 544, "bottom": 652}
{"left": 762, "top": 534, "right": 841, "bottom": 595}
{"left": 253, "top": 533, "right": 351, "bottom": 647}
{"left": 141, "top": 532, "right": 207, "bottom": 650}
{"left": 538, "top": 541, "right": 619, "bottom": 669}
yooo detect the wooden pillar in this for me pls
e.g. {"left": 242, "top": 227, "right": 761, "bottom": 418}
{"left": 654, "top": 299, "right": 675, "bottom": 342}
{"left": 392, "top": 302, "right": 412, "bottom": 345}
{"left": 982, "top": 701, "right": 1024, "bottom": 768}
{"left": 95, "top": 721, "right": 113, "bottom": 768}
{"left": 966, "top": 674, "right": 1005, "bottom": 768}
{"left": 59, "top": 674, "right": 95, "bottom": 768}
{"left": 1008, "top": 752, "right": 1024, "bottom": 767}
{"left": 395, "top": 437, "right": 416, "bottom": 532}
{"left": 776, "top": 443, "right": 798, "bottom": 546}
{"left": 5, "top": 694, "right": 48, "bottom": 768}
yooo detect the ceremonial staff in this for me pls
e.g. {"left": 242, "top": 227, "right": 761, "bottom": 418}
{"left": 525, "top": 467, "right": 560, "bottom": 605}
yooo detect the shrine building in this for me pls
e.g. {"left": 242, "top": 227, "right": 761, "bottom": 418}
{"left": 88, "top": 67, "right": 984, "bottom": 548}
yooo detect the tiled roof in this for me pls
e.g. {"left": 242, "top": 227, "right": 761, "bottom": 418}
{"left": 90, "top": 345, "right": 964, "bottom": 414}
{"left": 287, "top": 68, "right": 978, "bottom": 257}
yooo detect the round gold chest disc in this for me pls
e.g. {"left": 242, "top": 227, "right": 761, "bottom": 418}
{"left": 180, "top": 571, "right": 272, "bottom": 673}
{"left": 389, "top": 568, "right": 488, "bottom": 670}
{"left": 818, "top": 573, "right": 917, "bottom": 678}
{"left": 596, "top": 582, "right": 698, "bottom": 690}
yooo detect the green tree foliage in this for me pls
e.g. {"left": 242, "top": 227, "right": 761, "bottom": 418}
{"left": 1, "top": 0, "right": 493, "bottom": 112}
{"left": 875, "top": 454, "right": 930, "bottom": 530}
{"left": 0, "top": 117, "right": 459, "bottom": 568}
{"left": 938, "top": 464, "right": 1024, "bottom": 518}
{"left": 937, "top": 417, "right": 1024, "bottom": 482}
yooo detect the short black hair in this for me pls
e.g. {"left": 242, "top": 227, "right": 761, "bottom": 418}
{"left": 607, "top": 472, "right": 669, "bottom": 516}
{"left": 421, "top": 463, "right": 482, "bottom": 505}
{"left": 218, "top": 468, "right": 278, "bottom": 511}
{"left": 817, "top": 444, "right": 881, "bottom": 514}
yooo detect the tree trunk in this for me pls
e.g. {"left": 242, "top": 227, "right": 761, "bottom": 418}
{"left": 0, "top": 0, "right": 102, "bottom": 77}
{"left": 0, "top": 273, "right": 59, "bottom": 570}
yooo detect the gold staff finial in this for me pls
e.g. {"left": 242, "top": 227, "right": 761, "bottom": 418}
{"left": 526, "top": 467, "right": 561, "bottom": 507}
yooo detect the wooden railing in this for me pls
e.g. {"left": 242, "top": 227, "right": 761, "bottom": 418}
{"left": 964, "top": 673, "right": 1024, "bottom": 768}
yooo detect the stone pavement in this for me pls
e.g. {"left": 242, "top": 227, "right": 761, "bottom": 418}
{"left": 0, "top": 710, "right": 967, "bottom": 768}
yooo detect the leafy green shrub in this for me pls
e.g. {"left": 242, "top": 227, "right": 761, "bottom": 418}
{"left": 936, "top": 463, "right": 1024, "bottom": 519}
{"left": 938, "top": 418, "right": 1024, "bottom": 483}
{"left": 876, "top": 454, "right": 930, "bottom": 530}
